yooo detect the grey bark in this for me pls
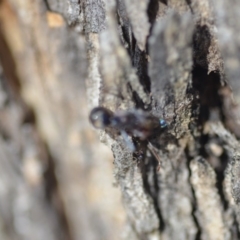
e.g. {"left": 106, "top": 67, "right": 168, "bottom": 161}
{"left": 0, "top": 0, "right": 240, "bottom": 240}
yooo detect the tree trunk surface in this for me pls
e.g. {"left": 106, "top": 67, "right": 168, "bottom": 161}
{"left": 0, "top": 0, "right": 239, "bottom": 240}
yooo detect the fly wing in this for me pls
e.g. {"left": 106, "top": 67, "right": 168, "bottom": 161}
{"left": 109, "top": 109, "right": 161, "bottom": 140}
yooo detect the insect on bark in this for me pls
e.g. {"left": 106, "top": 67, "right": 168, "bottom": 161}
{"left": 89, "top": 107, "right": 167, "bottom": 169}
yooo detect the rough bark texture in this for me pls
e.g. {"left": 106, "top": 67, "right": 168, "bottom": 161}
{"left": 0, "top": 0, "right": 240, "bottom": 240}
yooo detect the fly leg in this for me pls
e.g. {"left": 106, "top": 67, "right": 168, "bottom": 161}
{"left": 147, "top": 142, "right": 162, "bottom": 171}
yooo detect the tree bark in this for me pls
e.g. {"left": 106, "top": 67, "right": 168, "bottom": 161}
{"left": 0, "top": 0, "right": 240, "bottom": 240}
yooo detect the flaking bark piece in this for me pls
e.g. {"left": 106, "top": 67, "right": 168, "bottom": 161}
{"left": 209, "top": 0, "right": 240, "bottom": 138}
{"left": 99, "top": 1, "right": 150, "bottom": 110}
{"left": 149, "top": 11, "right": 193, "bottom": 104}
{"left": 190, "top": 157, "right": 228, "bottom": 240}
{"left": 68, "top": 0, "right": 106, "bottom": 33}
{"left": 148, "top": 11, "right": 194, "bottom": 138}
{"left": 224, "top": 155, "right": 240, "bottom": 234}
{"left": 210, "top": 0, "right": 240, "bottom": 104}
{"left": 112, "top": 142, "right": 160, "bottom": 237}
{"left": 117, "top": 0, "right": 151, "bottom": 94}
{"left": 157, "top": 149, "right": 197, "bottom": 240}
{"left": 209, "top": 122, "right": 240, "bottom": 232}
{"left": 122, "top": 0, "right": 150, "bottom": 51}
{"left": 191, "top": 0, "right": 224, "bottom": 74}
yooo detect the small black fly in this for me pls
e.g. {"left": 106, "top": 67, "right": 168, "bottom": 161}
{"left": 89, "top": 107, "right": 167, "bottom": 139}
{"left": 89, "top": 107, "right": 167, "bottom": 170}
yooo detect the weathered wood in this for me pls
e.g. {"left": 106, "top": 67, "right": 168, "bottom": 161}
{"left": 1, "top": 0, "right": 240, "bottom": 240}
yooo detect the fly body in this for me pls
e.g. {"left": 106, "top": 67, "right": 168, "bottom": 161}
{"left": 89, "top": 106, "right": 167, "bottom": 140}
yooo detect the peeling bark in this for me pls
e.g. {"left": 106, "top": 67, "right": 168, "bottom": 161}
{"left": 1, "top": 0, "right": 240, "bottom": 240}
